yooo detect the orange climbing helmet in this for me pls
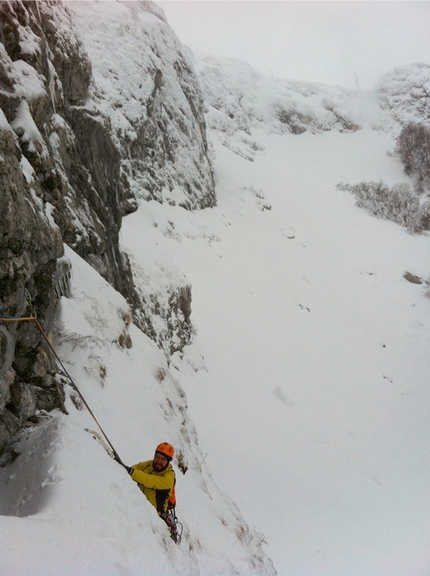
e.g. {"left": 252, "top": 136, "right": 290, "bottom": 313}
{"left": 155, "top": 442, "right": 174, "bottom": 462}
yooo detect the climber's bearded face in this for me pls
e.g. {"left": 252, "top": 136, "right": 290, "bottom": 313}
{"left": 153, "top": 452, "right": 169, "bottom": 472}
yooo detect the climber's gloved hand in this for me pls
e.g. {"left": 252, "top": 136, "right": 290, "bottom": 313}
{"left": 113, "top": 454, "right": 133, "bottom": 475}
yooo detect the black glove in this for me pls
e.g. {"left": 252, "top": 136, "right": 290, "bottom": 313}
{"left": 113, "top": 453, "right": 132, "bottom": 475}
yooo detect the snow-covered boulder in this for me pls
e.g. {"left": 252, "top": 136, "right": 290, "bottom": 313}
{"left": 377, "top": 62, "right": 430, "bottom": 129}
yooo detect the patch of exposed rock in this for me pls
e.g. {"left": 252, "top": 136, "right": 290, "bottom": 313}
{"left": 0, "top": 117, "right": 65, "bottom": 455}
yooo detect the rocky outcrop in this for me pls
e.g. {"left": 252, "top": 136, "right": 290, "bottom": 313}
{"left": 68, "top": 0, "right": 215, "bottom": 210}
{"left": 124, "top": 249, "right": 193, "bottom": 357}
{"left": 0, "top": 0, "right": 134, "bottom": 292}
{"left": 0, "top": 0, "right": 123, "bottom": 454}
{"left": 0, "top": 116, "right": 65, "bottom": 455}
{"left": 0, "top": 0, "right": 215, "bottom": 457}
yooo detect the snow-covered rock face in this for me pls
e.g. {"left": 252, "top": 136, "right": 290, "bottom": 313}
{"left": 0, "top": 0, "right": 128, "bottom": 289}
{"left": 0, "top": 12, "right": 68, "bottom": 452}
{"left": 0, "top": 0, "right": 212, "bottom": 454}
{"left": 67, "top": 0, "right": 215, "bottom": 210}
{"left": 0, "top": 0, "right": 119, "bottom": 451}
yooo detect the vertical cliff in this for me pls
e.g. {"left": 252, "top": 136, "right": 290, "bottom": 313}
{"left": 0, "top": 0, "right": 215, "bottom": 455}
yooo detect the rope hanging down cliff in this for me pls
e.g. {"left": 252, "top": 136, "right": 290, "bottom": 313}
{"left": 0, "top": 313, "right": 128, "bottom": 469}
{"left": 1, "top": 313, "right": 184, "bottom": 545}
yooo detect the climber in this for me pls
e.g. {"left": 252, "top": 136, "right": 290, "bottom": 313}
{"left": 122, "top": 442, "right": 182, "bottom": 544}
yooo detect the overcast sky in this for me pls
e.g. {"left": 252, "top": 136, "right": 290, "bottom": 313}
{"left": 156, "top": 1, "right": 430, "bottom": 89}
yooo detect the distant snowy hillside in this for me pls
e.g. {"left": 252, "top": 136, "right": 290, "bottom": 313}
{"left": 193, "top": 54, "right": 430, "bottom": 160}
{"left": 192, "top": 53, "right": 382, "bottom": 161}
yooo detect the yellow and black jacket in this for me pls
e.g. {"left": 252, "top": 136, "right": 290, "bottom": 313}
{"left": 130, "top": 460, "right": 175, "bottom": 515}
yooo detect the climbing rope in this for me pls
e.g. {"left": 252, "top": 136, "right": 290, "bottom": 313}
{"left": 0, "top": 312, "right": 184, "bottom": 544}
{"left": 0, "top": 313, "right": 127, "bottom": 468}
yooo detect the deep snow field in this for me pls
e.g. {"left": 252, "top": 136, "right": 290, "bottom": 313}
{"left": 121, "top": 126, "right": 430, "bottom": 575}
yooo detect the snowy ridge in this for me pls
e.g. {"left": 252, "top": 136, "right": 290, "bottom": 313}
{"left": 193, "top": 53, "right": 387, "bottom": 161}
{"left": 193, "top": 54, "right": 430, "bottom": 160}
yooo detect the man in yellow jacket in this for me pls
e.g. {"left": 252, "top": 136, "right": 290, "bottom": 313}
{"left": 128, "top": 442, "right": 176, "bottom": 517}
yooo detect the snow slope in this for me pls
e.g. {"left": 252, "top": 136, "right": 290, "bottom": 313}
{"left": 0, "top": 244, "right": 275, "bottom": 576}
{"left": 120, "top": 122, "right": 430, "bottom": 574}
